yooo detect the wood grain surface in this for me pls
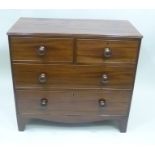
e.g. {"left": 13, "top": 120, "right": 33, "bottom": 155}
{"left": 7, "top": 18, "right": 142, "bottom": 38}
{"left": 8, "top": 18, "right": 142, "bottom": 132}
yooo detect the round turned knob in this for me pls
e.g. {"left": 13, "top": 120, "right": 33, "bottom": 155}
{"left": 40, "top": 98, "right": 48, "bottom": 107}
{"left": 104, "top": 47, "right": 112, "bottom": 58}
{"left": 101, "top": 74, "right": 108, "bottom": 84}
{"left": 37, "top": 45, "right": 46, "bottom": 56}
{"left": 98, "top": 99, "right": 106, "bottom": 108}
{"left": 38, "top": 73, "right": 47, "bottom": 83}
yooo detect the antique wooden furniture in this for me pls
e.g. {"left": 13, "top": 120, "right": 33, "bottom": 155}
{"left": 7, "top": 18, "right": 142, "bottom": 132}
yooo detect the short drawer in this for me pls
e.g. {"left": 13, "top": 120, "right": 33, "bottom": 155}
{"left": 13, "top": 63, "right": 135, "bottom": 89}
{"left": 10, "top": 37, "right": 73, "bottom": 63}
{"left": 77, "top": 39, "right": 139, "bottom": 64}
{"left": 16, "top": 90, "right": 131, "bottom": 115}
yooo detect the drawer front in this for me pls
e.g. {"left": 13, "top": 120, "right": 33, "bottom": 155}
{"left": 10, "top": 37, "right": 73, "bottom": 63}
{"left": 77, "top": 39, "right": 139, "bottom": 64}
{"left": 16, "top": 90, "right": 131, "bottom": 115}
{"left": 13, "top": 64, "right": 135, "bottom": 89}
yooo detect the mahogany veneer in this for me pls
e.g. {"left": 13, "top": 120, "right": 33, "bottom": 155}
{"left": 7, "top": 18, "right": 142, "bottom": 132}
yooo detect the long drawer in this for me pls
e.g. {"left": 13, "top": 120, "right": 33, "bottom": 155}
{"left": 16, "top": 90, "right": 131, "bottom": 115}
{"left": 13, "top": 63, "right": 135, "bottom": 89}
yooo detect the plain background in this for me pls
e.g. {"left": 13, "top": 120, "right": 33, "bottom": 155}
{"left": 0, "top": 9, "right": 155, "bottom": 153}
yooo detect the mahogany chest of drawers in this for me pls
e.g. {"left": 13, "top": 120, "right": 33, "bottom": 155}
{"left": 7, "top": 18, "right": 142, "bottom": 132}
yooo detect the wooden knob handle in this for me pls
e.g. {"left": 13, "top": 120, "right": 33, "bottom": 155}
{"left": 104, "top": 47, "right": 112, "bottom": 58}
{"left": 98, "top": 99, "right": 106, "bottom": 108}
{"left": 38, "top": 73, "right": 47, "bottom": 83}
{"left": 40, "top": 98, "right": 48, "bottom": 107}
{"left": 37, "top": 45, "right": 46, "bottom": 56}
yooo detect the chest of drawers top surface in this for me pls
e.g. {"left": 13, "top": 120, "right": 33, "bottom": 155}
{"left": 8, "top": 17, "right": 142, "bottom": 38}
{"left": 8, "top": 18, "right": 142, "bottom": 132}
